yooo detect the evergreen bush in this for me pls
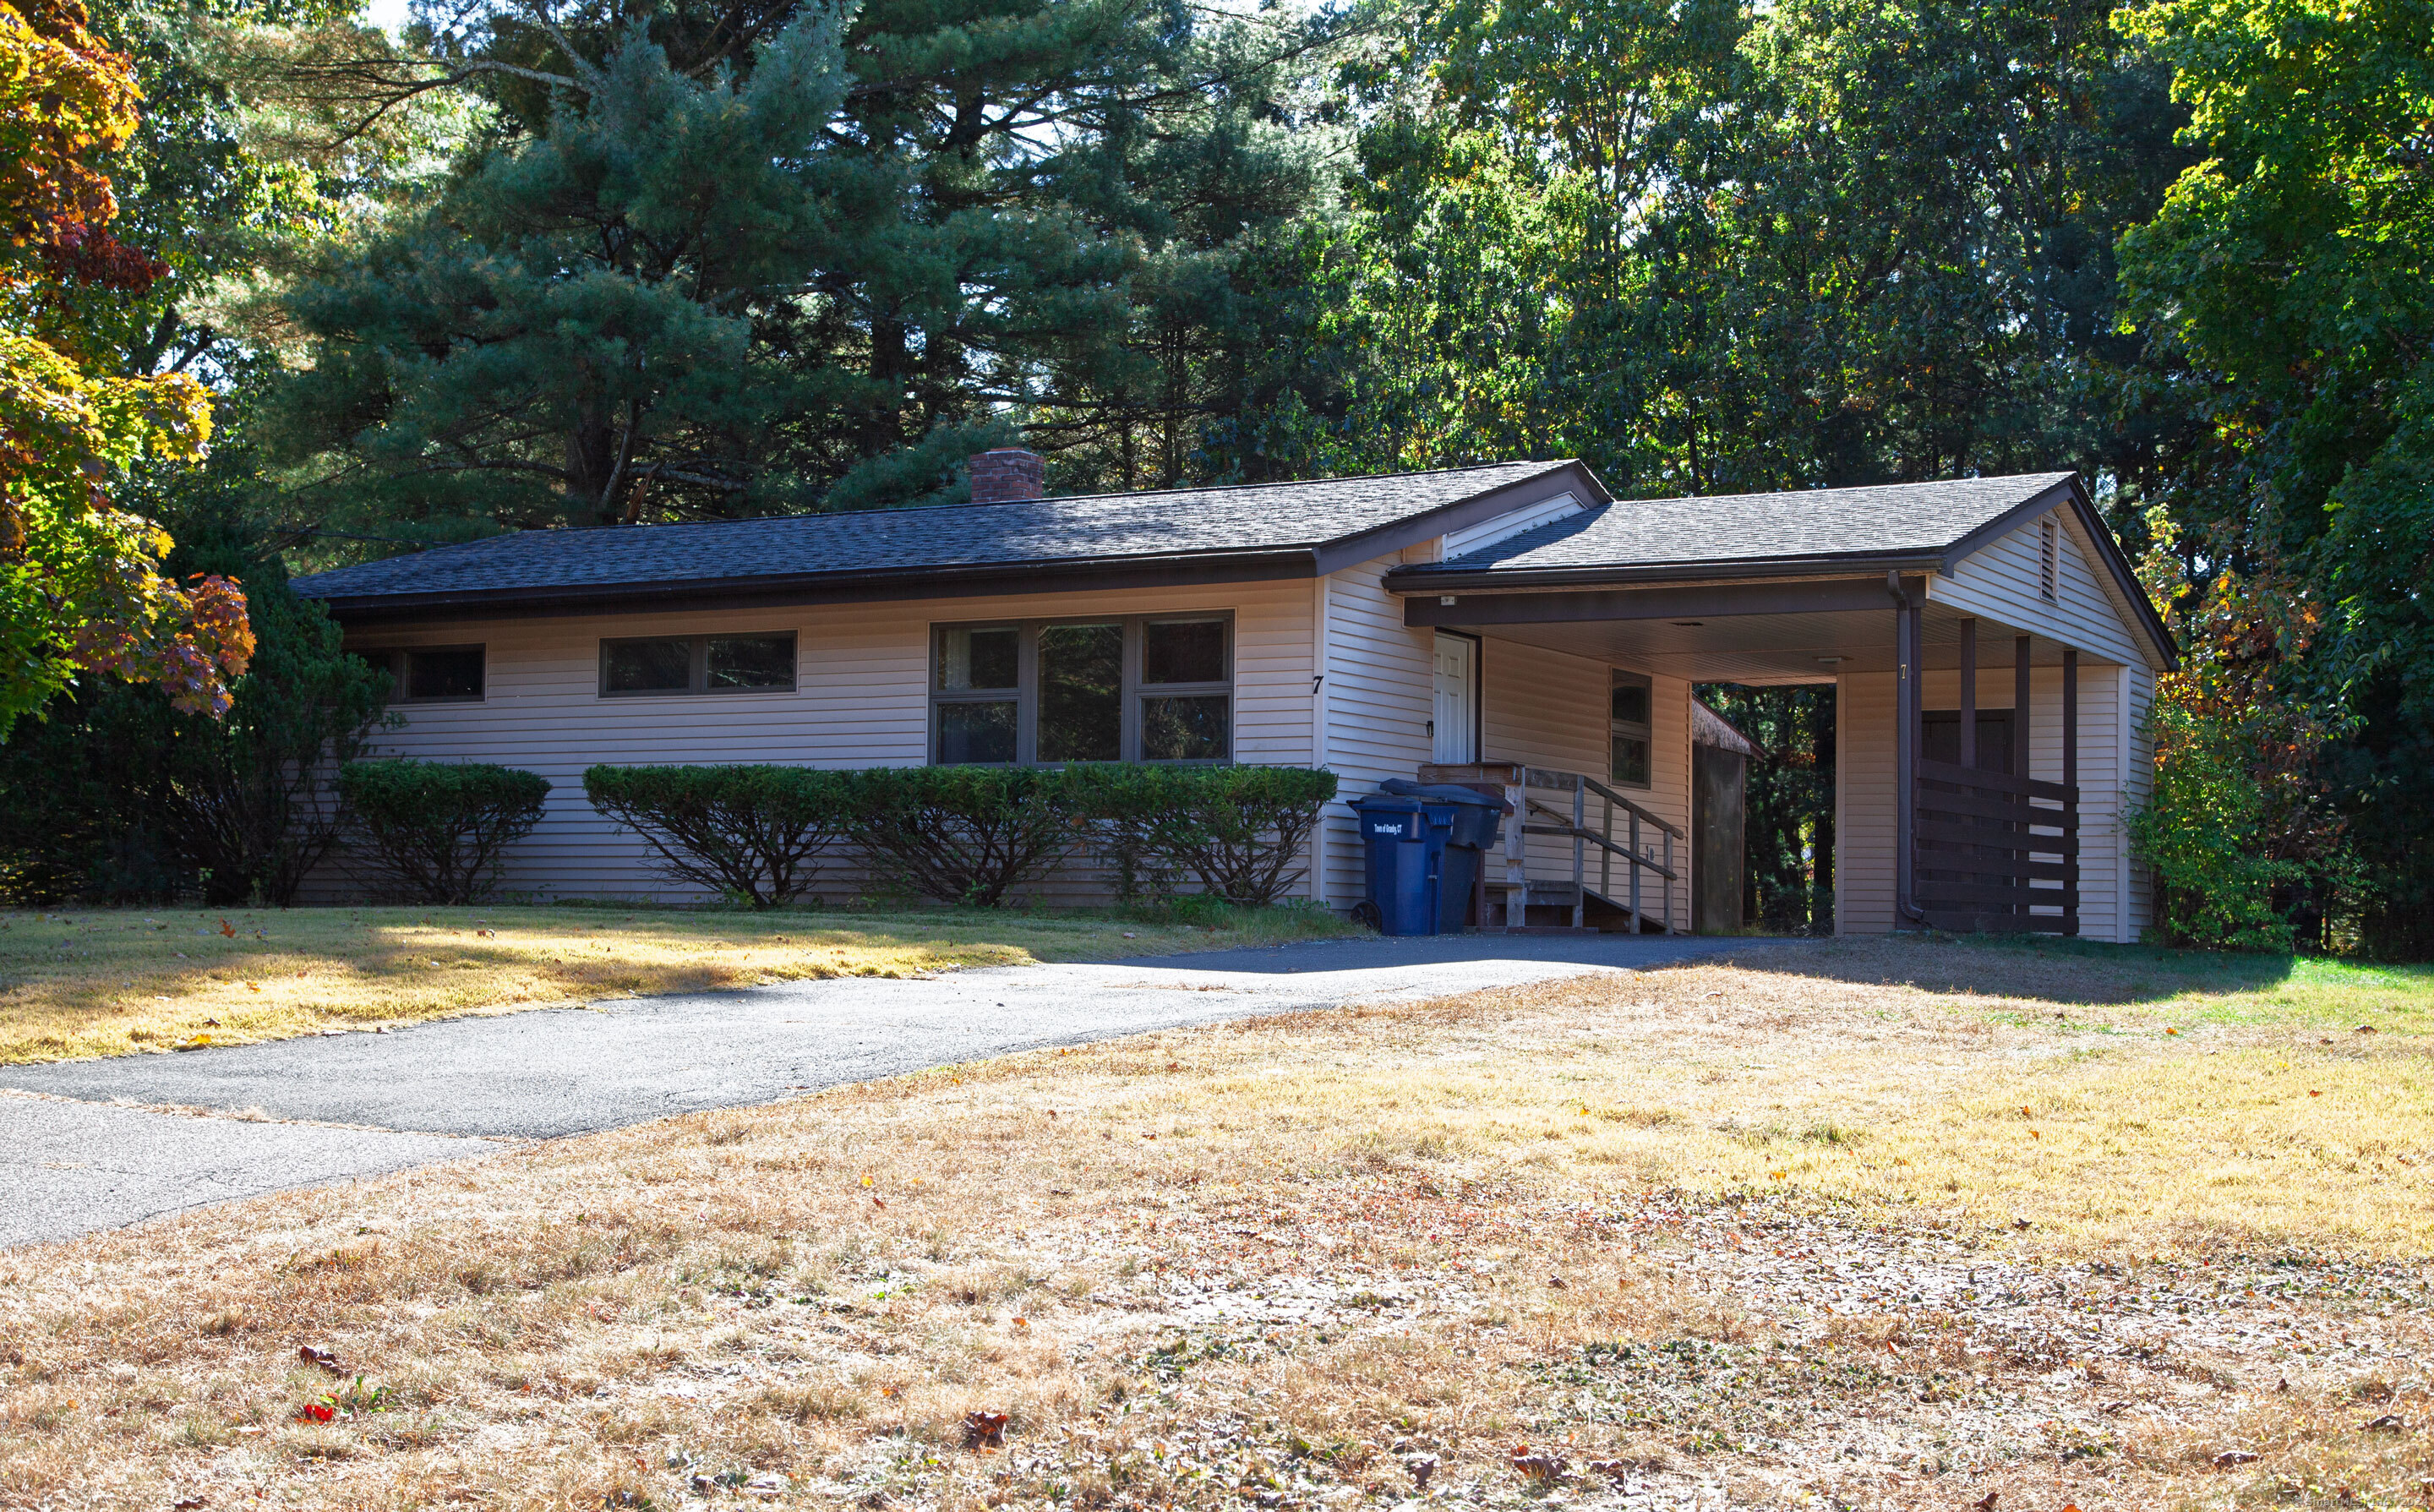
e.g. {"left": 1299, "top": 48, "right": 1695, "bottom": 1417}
{"left": 339, "top": 761, "right": 551, "bottom": 903}
{"left": 1080, "top": 765, "right": 1337, "bottom": 906}
{"left": 584, "top": 765, "right": 849, "bottom": 908}
{"left": 843, "top": 766, "right": 1097, "bottom": 907}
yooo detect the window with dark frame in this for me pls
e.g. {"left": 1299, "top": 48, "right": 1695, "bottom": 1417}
{"left": 1609, "top": 669, "right": 1653, "bottom": 789}
{"left": 367, "top": 645, "right": 486, "bottom": 703}
{"left": 930, "top": 615, "right": 1233, "bottom": 766}
{"left": 599, "top": 632, "right": 798, "bottom": 696}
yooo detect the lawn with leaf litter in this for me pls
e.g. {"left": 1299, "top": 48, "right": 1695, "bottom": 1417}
{"left": 1, "top": 935, "right": 2429, "bottom": 1510}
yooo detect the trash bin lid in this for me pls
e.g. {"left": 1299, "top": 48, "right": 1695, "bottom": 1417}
{"left": 1346, "top": 793, "right": 1425, "bottom": 811}
{"left": 1378, "top": 778, "right": 1512, "bottom": 812}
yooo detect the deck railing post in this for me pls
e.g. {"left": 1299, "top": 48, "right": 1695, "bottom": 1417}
{"left": 1503, "top": 770, "right": 1527, "bottom": 931}
{"left": 1601, "top": 794, "right": 1613, "bottom": 901}
{"left": 1571, "top": 782, "right": 1587, "bottom": 929}
{"left": 1662, "top": 830, "right": 1675, "bottom": 933}
{"left": 1629, "top": 811, "right": 1642, "bottom": 933}
{"left": 1960, "top": 619, "right": 1978, "bottom": 770}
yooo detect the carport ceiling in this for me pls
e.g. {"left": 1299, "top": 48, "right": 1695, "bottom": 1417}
{"left": 1443, "top": 603, "right": 2105, "bottom": 685}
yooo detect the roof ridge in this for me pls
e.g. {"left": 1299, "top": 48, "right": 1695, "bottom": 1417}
{"left": 434, "top": 457, "right": 1582, "bottom": 543}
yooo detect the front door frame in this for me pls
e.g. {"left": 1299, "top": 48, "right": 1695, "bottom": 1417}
{"left": 1432, "top": 629, "right": 1483, "bottom": 764}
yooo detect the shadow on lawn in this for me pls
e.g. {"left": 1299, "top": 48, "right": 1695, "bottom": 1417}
{"left": 1709, "top": 932, "right": 2304, "bottom": 1007}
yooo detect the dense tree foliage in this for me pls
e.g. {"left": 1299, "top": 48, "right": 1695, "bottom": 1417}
{"left": 1, "top": 0, "right": 2427, "bottom": 947}
{"left": 0, "top": 0, "right": 252, "bottom": 735}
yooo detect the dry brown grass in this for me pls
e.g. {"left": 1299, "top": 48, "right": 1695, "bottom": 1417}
{"left": 3, "top": 935, "right": 2431, "bottom": 1510}
{"left": 0, "top": 901, "right": 1354, "bottom": 1064}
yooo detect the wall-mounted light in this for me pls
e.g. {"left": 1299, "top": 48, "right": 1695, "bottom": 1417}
{"left": 1439, "top": 596, "right": 1456, "bottom": 606}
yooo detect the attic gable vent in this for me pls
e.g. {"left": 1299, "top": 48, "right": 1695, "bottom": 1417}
{"left": 2038, "top": 515, "right": 2060, "bottom": 602}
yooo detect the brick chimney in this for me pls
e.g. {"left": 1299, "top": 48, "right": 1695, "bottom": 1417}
{"left": 969, "top": 447, "right": 1045, "bottom": 504}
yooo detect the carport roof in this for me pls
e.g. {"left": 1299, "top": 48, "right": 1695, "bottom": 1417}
{"left": 1398, "top": 472, "right": 2080, "bottom": 585}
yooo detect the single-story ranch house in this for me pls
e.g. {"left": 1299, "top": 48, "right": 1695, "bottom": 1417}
{"left": 295, "top": 452, "right": 2174, "bottom": 939}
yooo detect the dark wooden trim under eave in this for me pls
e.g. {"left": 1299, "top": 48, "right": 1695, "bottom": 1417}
{"left": 1404, "top": 576, "right": 1925, "bottom": 627}
{"left": 312, "top": 549, "right": 1321, "bottom": 626}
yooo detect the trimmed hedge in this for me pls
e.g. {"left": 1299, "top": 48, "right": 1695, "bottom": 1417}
{"left": 1074, "top": 764, "right": 1338, "bottom": 906}
{"left": 338, "top": 760, "right": 550, "bottom": 904}
{"left": 584, "top": 764, "right": 849, "bottom": 909}
{"left": 576, "top": 762, "right": 1339, "bottom": 909}
{"left": 843, "top": 765, "right": 1095, "bottom": 907}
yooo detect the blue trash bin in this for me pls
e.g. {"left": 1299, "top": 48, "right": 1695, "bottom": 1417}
{"left": 1349, "top": 794, "right": 1442, "bottom": 936}
{"left": 1380, "top": 780, "right": 1510, "bottom": 930}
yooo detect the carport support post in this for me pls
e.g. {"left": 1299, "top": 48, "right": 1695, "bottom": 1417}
{"left": 2015, "top": 636, "right": 2033, "bottom": 777}
{"left": 1959, "top": 619, "right": 1978, "bottom": 769}
{"left": 1892, "top": 577, "right": 1921, "bottom": 925}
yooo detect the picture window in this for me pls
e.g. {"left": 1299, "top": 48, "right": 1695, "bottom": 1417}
{"left": 930, "top": 615, "right": 1233, "bottom": 765}
{"left": 600, "top": 633, "right": 797, "bottom": 696}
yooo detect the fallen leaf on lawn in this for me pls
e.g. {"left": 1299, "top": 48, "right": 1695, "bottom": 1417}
{"left": 297, "top": 1346, "right": 343, "bottom": 1375}
{"left": 2165, "top": 1026, "right": 2180, "bottom": 1035}
{"left": 2309, "top": 1089, "right": 2321, "bottom": 1097}
{"left": 202, "top": 1018, "right": 219, "bottom": 1027}
{"left": 2213, "top": 1450, "right": 2259, "bottom": 1466}
{"left": 245, "top": 982, "right": 261, "bottom": 991}
{"left": 173, "top": 1499, "right": 206, "bottom": 1510}
{"left": 963, "top": 1410, "right": 1009, "bottom": 1449}
{"left": 1509, "top": 1446, "right": 1567, "bottom": 1482}
{"left": 2365, "top": 1414, "right": 2407, "bottom": 1433}
{"left": 1971, "top": 1494, "right": 1998, "bottom": 1511}
{"left": 219, "top": 919, "right": 236, "bottom": 937}
{"left": 2355, "top": 1024, "right": 2377, "bottom": 1034}
{"left": 295, "top": 1401, "right": 335, "bottom": 1423}
{"left": 1405, "top": 1455, "right": 1438, "bottom": 1488}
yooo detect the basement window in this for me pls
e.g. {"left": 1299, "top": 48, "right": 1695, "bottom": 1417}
{"left": 600, "top": 633, "right": 798, "bottom": 696}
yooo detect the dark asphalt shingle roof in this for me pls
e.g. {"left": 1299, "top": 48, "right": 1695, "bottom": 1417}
{"left": 292, "top": 460, "right": 1574, "bottom": 604}
{"left": 1411, "top": 472, "right": 2077, "bottom": 576}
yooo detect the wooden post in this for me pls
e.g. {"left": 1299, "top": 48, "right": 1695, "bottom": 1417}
{"left": 1629, "top": 811, "right": 1642, "bottom": 933}
{"left": 1959, "top": 619, "right": 1978, "bottom": 770}
{"left": 1571, "top": 781, "right": 1587, "bottom": 929}
{"left": 1893, "top": 585, "right": 1920, "bottom": 925}
{"left": 1503, "top": 769, "right": 1527, "bottom": 931}
{"left": 2063, "top": 645, "right": 2079, "bottom": 936}
{"left": 2014, "top": 636, "right": 2033, "bottom": 776}
{"left": 1601, "top": 794, "right": 1613, "bottom": 901}
{"left": 1662, "top": 830, "right": 1676, "bottom": 933}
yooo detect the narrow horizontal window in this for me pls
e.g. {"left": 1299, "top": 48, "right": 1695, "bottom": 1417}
{"left": 361, "top": 645, "right": 486, "bottom": 703}
{"left": 602, "top": 632, "right": 796, "bottom": 696}
{"left": 404, "top": 646, "right": 485, "bottom": 702}
{"left": 707, "top": 635, "right": 796, "bottom": 691}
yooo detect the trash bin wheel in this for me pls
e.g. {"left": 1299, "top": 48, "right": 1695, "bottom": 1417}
{"left": 1350, "top": 898, "right": 1383, "bottom": 932}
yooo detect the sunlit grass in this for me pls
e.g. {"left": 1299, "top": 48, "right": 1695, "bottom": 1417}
{"left": 0, "top": 900, "right": 1356, "bottom": 1063}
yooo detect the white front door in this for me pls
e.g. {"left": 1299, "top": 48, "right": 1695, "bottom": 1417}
{"left": 1433, "top": 632, "right": 1476, "bottom": 763}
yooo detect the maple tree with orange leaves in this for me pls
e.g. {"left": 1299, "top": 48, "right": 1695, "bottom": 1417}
{"left": 0, "top": 0, "right": 250, "bottom": 736}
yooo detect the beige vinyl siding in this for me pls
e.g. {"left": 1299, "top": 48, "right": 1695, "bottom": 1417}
{"left": 1480, "top": 646, "right": 1691, "bottom": 931}
{"left": 1317, "top": 554, "right": 1435, "bottom": 904}
{"left": 1835, "top": 671, "right": 1897, "bottom": 935}
{"left": 1930, "top": 508, "right": 2155, "bottom": 671}
{"left": 341, "top": 580, "right": 1317, "bottom": 903}
{"left": 1833, "top": 664, "right": 2140, "bottom": 942}
{"left": 2123, "top": 661, "right": 2155, "bottom": 937}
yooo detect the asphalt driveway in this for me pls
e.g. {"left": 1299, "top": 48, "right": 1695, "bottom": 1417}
{"left": 2, "top": 931, "right": 1790, "bottom": 1247}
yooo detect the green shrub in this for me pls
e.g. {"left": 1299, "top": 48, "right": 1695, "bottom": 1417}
{"left": 584, "top": 765, "right": 849, "bottom": 908}
{"left": 2127, "top": 698, "right": 2304, "bottom": 951}
{"left": 843, "top": 766, "right": 1095, "bottom": 907}
{"left": 338, "top": 760, "right": 551, "bottom": 903}
{"left": 1081, "top": 764, "right": 1338, "bottom": 906}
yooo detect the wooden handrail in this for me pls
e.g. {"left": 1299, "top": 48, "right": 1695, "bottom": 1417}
{"left": 1520, "top": 767, "right": 1685, "bottom": 839}
{"left": 1522, "top": 802, "right": 1679, "bottom": 879}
